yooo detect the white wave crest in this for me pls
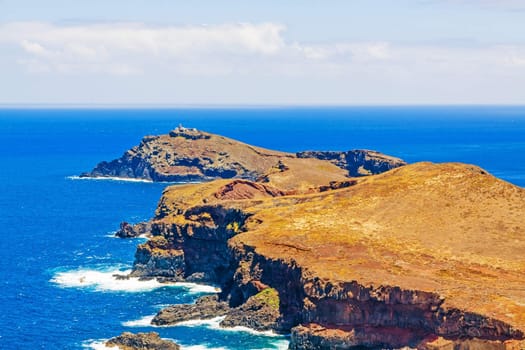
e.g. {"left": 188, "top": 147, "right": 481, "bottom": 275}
{"left": 83, "top": 340, "right": 115, "bottom": 350}
{"left": 180, "top": 346, "right": 228, "bottom": 350}
{"left": 67, "top": 175, "right": 154, "bottom": 183}
{"left": 176, "top": 282, "right": 221, "bottom": 294}
{"left": 175, "top": 316, "right": 226, "bottom": 328}
{"left": 122, "top": 315, "right": 155, "bottom": 327}
{"left": 217, "top": 325, "right": 284, "bottom": 338}
{"left": 50, "top": 266, "right": 220, "bottom": 294}
{"left": 104, "top": 231, "right": 149, "bottom": 239}
{"left": 51, "top": 267, "right": 164, "bottom": 292}
{"left": 174, "top": 316, "right": 285, "bottom": 338}
{"left": 67, "top": 175, "right": 201, "bottom": 184}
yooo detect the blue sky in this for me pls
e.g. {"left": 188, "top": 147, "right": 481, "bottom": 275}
{"left": 1, "top": 0, "right": 524, "bottom": 105}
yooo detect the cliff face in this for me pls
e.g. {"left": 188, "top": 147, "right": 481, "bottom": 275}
{"left": 81, "top": 126, "right": 406, "bottom": 182}
{"left": 126, "top": 162, "right": 525, "bottom": 349}
{"left": 297, "top": 150, "right": 406, "bottom": 177}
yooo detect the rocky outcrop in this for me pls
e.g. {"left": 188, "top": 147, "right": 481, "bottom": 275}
{"left": 115, "top": 221, "right": 151, "bottom": 238}
{"left": 297, "top": 149, "right": 406, "bottom": 176}
{"left": 152, "top": 295, "right": 229, "bottom": 326}
{"left": 122, "top": 162, "right": 525, "bottom": 349}
{"left": 130, "top": 204, "right": 249, "bottom": 284}
{"left": 130, "top": 236, "right": 185, "bottom": 279}
{"left": 106, "top": 332, "right": 179, "bottom": 350}
{"left": 153, "top": 289, "right": 283, "bottom": 333}
{"left": 220, "top": 287, "right": 282, "bottom": 332}
{"left": 81, "top": 126, "right": 406, "bottom": 182}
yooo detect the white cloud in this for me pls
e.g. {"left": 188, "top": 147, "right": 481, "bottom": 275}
{"left": 2, "top": 21, "right": 524, "bottom": 77}
{"left": 0, "top": 21, "right": 524, "bottom": 104}
{"left": 0, "top": 21, "right": 286, "bottom": 75}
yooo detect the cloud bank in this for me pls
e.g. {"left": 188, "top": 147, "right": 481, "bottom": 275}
{"left": 0, "top": 21, "right": 524, "bottom": 104}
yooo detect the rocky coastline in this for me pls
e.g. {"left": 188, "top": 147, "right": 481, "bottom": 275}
{"left": 90, "top": 128, "right": 525, "bottom": 349}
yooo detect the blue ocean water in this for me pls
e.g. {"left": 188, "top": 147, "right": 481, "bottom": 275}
{"left": 0, "top": 107, "right": 524, "bottom": 349}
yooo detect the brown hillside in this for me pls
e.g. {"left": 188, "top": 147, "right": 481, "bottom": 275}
{"left": 234, "top": 162, "right": 525, "bottom": 330}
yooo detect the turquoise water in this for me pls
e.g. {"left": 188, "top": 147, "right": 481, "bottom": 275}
{"left": 1, "top": 107, "right": 524, "bottom": 349}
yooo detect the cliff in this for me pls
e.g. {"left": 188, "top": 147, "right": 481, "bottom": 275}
{"left": 80, "top": 126, "right": 406, "bottom": 182}
{"left": 126, "top": 162, "right": 525, "bottom": 349}
{"left": 297, "top": 150, "right": 404, "bottom": 177}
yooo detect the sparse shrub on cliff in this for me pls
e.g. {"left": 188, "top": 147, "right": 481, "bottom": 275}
{"left": 226, "top": 221, "right": 241, "bottom": 233}
{"left": 253, "top": 288, "right": 280, "bottom": 310}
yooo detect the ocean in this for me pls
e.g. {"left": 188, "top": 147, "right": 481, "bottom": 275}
{"left": 1, "top": 107, "right": 524, "bottom": 349}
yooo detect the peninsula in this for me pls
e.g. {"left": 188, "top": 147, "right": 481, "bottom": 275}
{"left": 81, "top": 125, "right": 406, "bottom": 183}
{"left": 85, "top": 128, "right": 525, "bottom": 349}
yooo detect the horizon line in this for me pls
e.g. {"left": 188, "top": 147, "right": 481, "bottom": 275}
{"left": 1, "top": 103, "right": 525, "bottom": 110}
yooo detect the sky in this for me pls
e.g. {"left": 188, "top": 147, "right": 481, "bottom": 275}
{"left": 0, "top": 0, "right": 524, "bottom": 106}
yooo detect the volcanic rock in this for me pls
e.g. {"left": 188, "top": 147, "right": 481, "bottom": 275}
{"left": 297, "top": 149, "right": 406, "bottom": 176}
{"left": 153, "top": 288, "right": 283, "bottom": 333}
{"left": 105, "top": 332, "right": 179, "bottom": 350}
{"left": 152, "top": 295, "right": 229, "bottom": 326}
{"left": 115, "top": 221, "right": 151, "bottom": 238}
{"left": 220, "top": 287, "right": 283, "bottom": 332}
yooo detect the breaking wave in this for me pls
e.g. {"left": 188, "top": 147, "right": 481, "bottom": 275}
{"left": 50, "top": 265, "right": 220, "bottom": 294}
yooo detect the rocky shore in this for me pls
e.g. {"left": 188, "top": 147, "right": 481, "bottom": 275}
{"left": 92, "top": 128, "right": 525, "bottom": 349}
{"left": 152, "top": 290, "right": 283, "bottom": 333}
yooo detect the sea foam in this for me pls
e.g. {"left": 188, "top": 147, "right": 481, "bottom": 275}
{"left": 174, "top": 316, "right": 286, "bottom": 338}
{"left": 176, "top": 282, "right": 221, "bottom": 294}
{"left": 123, "top": 313, "right": 287, "bottom": 339}
{"left": 175, "top": 316, "right": 226, "bottom": 328}
{"left": 122, "top": 315, "right": 155, "bottom": 327}
{"left": 214, "top": 325, "right": 285, "bottom": 338}
{"left": 67, "top": 175, "right": 154, "bottom": 183}
{"left": 180, "top": 346, "right": 228, "bottom": 350}
{"left": 67, "top": 175, "right": 200, "bottom": 184}
{"left": 50, "top": 266, "right": 220, "bottom": 294}
{"left": 83, "top": 340, "right": 115, "bottom": 350}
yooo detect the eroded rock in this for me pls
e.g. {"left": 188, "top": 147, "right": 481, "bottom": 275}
{"left": 152, "top": 295, "right": 229, "bottom": 326}
{"left": 116, "top": 221, "right": 151, "bottom": 238}
{"left": 106, "top": 332, "right": 179, "bottom": 350}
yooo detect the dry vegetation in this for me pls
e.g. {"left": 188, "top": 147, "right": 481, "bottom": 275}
{"left": 157, "top": 161, "right": 525, "bottom": 332}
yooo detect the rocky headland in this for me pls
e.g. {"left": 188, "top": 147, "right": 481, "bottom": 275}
{"left": 80, "top": 125, "right": 406, "bottom": 183}
{"left": 92, "top": 128, "right": 525, "bottom": 349}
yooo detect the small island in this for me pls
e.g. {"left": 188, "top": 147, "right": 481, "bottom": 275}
{"left": 85, "top": 128, "right": 525, "bottom": 350}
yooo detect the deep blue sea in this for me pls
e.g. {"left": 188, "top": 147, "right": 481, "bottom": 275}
{"left": 1, "top": 107, "right": 524, "bottom": 350}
